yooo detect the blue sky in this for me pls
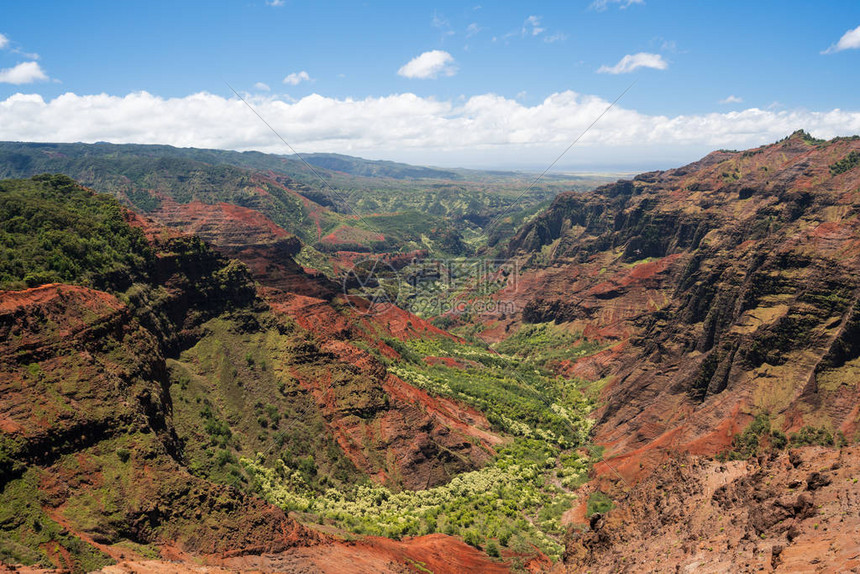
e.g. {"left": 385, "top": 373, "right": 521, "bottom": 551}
{"left": 1, "top": 1, "right": 859, "bottom": 170}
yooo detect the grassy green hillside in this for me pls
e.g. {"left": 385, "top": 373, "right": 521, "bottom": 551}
{"left": 0, "top": 174, "right": 152, "bottom": 290}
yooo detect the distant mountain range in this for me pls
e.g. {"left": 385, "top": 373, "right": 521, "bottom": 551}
{"left": 0, "top": 141, "right": 609, "bottom": 258}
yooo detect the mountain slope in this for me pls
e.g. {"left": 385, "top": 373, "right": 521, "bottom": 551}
{"left": 0, "top": 176, "right": 510, "bottom": 571}
{"left": 0, "top": 178, "right": 319, "bottom": 570}
{"left": 496, "top": 132, "right": 860, "bottom": 463}
{"left": 477, "top": 131, "right": 860, "bottom": 571}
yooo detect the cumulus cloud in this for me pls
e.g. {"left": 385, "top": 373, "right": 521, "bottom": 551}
{"left": 597, "top": 52, "right": 667, "bottom": 74}
{"left": 720, "top": 95, "right": 743, "bottom": 104}
{"left": 591, "top": 0, "right": 644, "bottom": 10}
{"left": 0, "top": 62, "right": 49, "bottom": 84}
{"left": 398, "top": 50, "right": 457, "bottom": 79}
{"left": 254, "top": 82, "right": 271, "bottom": 91}
{"left": 283, "top": 71, "right": 311, "bottom": 85}
{"left": 822, "top": 24, "right": 860, "bottom": 54}
{"left": 0, "top": 90, "right": 858, "bottom": 168}
{"left": 0, "top": 33, "right": 8, "bottom": 50}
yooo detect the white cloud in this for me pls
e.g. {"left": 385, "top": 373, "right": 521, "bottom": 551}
{"left": 466, "top": 23, "right": 482, "bottom": 38}
{"left": 1, "top": 90, "right": 858, "bottom": 168}
{"left": 591, "top": 0, "right": 644, "bottom": 11}
{"left": 398, "top": 50, "right": 457, "bottom": 79}
{"left": 597, "top": 52, "right": 667, "bottom": 74}
{"left": 283, "top": 71, "right": 311, "bottom": 85}
{"left": 720, "top": 95, "right": 743, "bottom": 104}
{"left": 0, "top": 34, "right": 39, "bottom": 59}
{"left": 0, "top": 62, "right": 48, "bottom": 84}
{"left": 266, "top": 0, "right": 285, "bottom": 6}
{"left": 822, "top": 24, "right": 860, "bottom": 54}
{"left": 523, "top": 15, "right": 544, "bottom": 36}
{"left": 254, "top": 82, "right": 271, "bottom": 92}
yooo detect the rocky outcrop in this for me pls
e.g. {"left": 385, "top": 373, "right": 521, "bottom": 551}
{"left": 564, "top": 446, "right": 860, "bottom": 572}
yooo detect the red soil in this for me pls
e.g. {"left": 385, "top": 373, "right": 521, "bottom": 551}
{"left": 0, "top": 284, "right": 127, "bottom": 354}
{"left": 0, "top": 283, "right": 122, "bottom": 315}
{"left": 94, "top": 534, "right": 511, "bottom": 574}
{"left": 150, "top": 199, "right": 293, "bottom": 246}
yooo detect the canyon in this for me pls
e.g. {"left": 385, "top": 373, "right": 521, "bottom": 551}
{"left": 1, "top": 133, "right": 859, "bottom": 573}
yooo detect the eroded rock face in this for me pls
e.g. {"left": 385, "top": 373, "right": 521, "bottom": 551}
{"left": 564, "top": 446, "right": 860, "bottom": 573}
{"left": 493, "top": 133, "right": 860, "bottom": 471}
{"left": 0, "top": 283, "right": 321, "bottom": 570}
{"left": 267, "top": 292, "right": 501, "bottom": 490}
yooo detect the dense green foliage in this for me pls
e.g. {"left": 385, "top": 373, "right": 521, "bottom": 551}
{"left": 777, "top": 130, "right": 826, "bottom": 146}
{"left": 789, "top": 426, "right": 847, "bottom": 448}
{"left": 245, "top": 438, "right": 590, "bottom": 559}
{"left": 830, "top": 151, "right": 860, "bottom": 175}
{"left": 0, "top": 175, "right": 152, "bottom": 290}
{"left": 389, "top": 336, "right": 593, "bottom": 447}
{"left": 728, "top": 413, "right": 780, "bottom": 459}
{"left": 495, "top": 323, "right": 609, "bottom": 369}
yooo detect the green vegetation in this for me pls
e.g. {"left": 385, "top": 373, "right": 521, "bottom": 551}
{"left": 830, "top": 151, "right": 860, "bottom": 175}
{"left": 0, "top": 175, "right": 152, "bottom": 289}
{"left": 0, "top": 168, "right": 616, "bottom": 567}
{"left": 778, "top": 130, "right": 826, "bottom": 146}
{"left": 790, "top": 426, "right": 848, "bottom": 448}
{"left": 495, "top": 323, "right": 609, "bottom": 370}
{"left": 245, "top": 436, "right": 591, "bottom": 559}
{"left": 243, "top": 333, "right": 599, "bottom": 559}
{"left": 726, "top": 413, "right": 779, "bottom": 459}
{"left": 389, "top": 336, "right": 593, "bottom": 447}
{"left": 0, "top": 460, "right": 120, "bottom": 572}
{"left": 586, "top": 491, "right": 614, "bottom": 517}
{"left": 293, "top": 243, "right": 335, "bottom": 275}
{"left": 167, "top": 314, "right": 363, "bottom": 492}
{"left": 232, "top": 320, "right": 613, "bottom": 558}
{"left": 721, "top": 414, "right": 846, "bottom": 460}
